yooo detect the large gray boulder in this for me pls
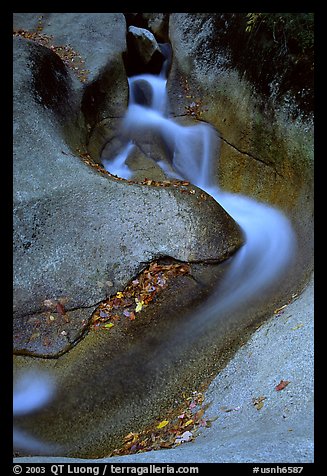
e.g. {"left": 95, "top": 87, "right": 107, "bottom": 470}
{"left": 128, "top": 26, "right": 162, "bottom": 64}
{"left": 125, "top": 25, "right": 165, "bottom": 75}
{"left": 13, "top": 30, "right": 244, "bottom": 357}
{"left": 13, "top": 13, "right": 129, "bottom": 128}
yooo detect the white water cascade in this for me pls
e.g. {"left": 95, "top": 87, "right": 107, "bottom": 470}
{"left": 102, "top": 54, "right": 297, "bottom": 330}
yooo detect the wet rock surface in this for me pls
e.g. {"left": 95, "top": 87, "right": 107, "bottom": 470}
{"left": 13, "top": 18, "right": 243, "bottom": 358}
{"left": 17, "top": 274, "right": 312, "bottom": 463}
{"left": 167, "top": 12, "right": 314, "bottom": 292}
{"left": 13, "top": 261, "right": 232, "bottom": 457}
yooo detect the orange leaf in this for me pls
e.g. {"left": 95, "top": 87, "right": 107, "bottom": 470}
{"left": 129, "top": 311, "right": 136, "bottom": 321}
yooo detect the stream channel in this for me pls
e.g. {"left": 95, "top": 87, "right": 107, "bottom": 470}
{"left": 13, "top": 43, "right": 297, "bottom": 459}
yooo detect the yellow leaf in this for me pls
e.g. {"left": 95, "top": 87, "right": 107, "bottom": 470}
{"left": 104, "top": 322, "right": 114, "bottom": 329}
{"left": 116, "top": 292, "right": 124, "bottom": 298}
{"left": 184, "top": 419, "right": 194, "bottom": 427}
{"left": 135, "top": 298, "right": 144, "bottom": 313}
{"left": 157, "top": 420, "right": 169, "bottom": 429}
{"left": 255, "top": 401, "right": 264, "bottom": 410}
{"left": 274, "top": 304, "right": 287, "bottom": 314}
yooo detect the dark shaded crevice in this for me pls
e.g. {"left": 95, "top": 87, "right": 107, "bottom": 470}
{"left": 122, "top": 13, "right": 171, "bottom": 77}
{"left": 123, "top": 38, "right": 164, "bottom": 76}
{"left": 207, "top": 13, "right": 313, "bottom": 118}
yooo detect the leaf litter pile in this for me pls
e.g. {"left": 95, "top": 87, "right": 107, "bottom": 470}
{"left": 110, "top": 391, "right": 212, "bottom": 456}
{"left": 13, "top": 21, "right": 90, "bottom": 83}
{"left": 91, "top": 261, "right": 191, "bottom": 329}
{"left": 76, "top": 148, "right": 210, "bottom": 200}
{"left": 90, "top": 260, "right": 215, "bottom": 455}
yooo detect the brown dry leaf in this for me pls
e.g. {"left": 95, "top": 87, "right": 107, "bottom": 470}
{"left": 56, "top": 302, "right": 66, "bottom": 316}
{"left": 275, "top": 380, "right": 290, "bottom": 391}
{"left": 195, "top": 408, "right": 205, "bottom": 420}
{"left": 29, "top": 331, "right": 40, "bottom": 341}
{"left": 124, "top": 432, "right": 138, "bottom": 442}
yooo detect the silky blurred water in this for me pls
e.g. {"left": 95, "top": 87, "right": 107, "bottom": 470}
{"left": 102, "top": 68, "right": 296, "bottom": 324}
{"left": 14, "top": 47, "right": 296, "bottom": 455}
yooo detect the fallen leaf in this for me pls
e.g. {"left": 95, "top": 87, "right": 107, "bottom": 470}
{"left": 124, "top": 432, "right": 138, "bottom": 442}
{"left": 274, "top": 304, "right": 287, "bottom": 314}
{"left": 220, "top": 406, "right": 234, "bottom": 413}
{"left": 29, "top": 331, "right": 40, "bottom": 341}
{"left": 116, "top": 292, "right": 124, "bottom": 299}
{"left": 253, "top": 396, "right": 266, "bottom": 410}
{"left": 157, "top": 420, "right": 169, "bottom": 429}
{"left": 111, "top": 314, "right": 121, "bottom": 321}
{"left": 184, "top": 419, "right": 193, "bottom": 427}
{"left": 291, "top": 323, "right": 304, "bottom": 331}
{"left": 275, "top": 380, "right": 290, "bottom": 391}
{"left": 195, "top": 408, "right": 205, "bottom": 420}
{"left": 175, "top": 430, "right": 193, "bottom": 443}
{"left": 104, "top": 323, "right": 114, "bottom": 329}
{"left": 159, "top": 441, "right": 172, "bottom": 448}
{"left": 135, "top": 298, "right": 144, "bottom": 313}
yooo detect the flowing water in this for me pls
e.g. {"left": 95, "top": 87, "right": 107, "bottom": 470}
{"left": 14, "top": 48, "right": 297, "bottom": 455}
{"left": 101, "top": 60, "right": 297, "bottom": 332}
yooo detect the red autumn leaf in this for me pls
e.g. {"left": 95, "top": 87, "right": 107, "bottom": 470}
{"left": 275, "top": 380, "right": 290, "bottom": 391}
{"left": 56, "top": 302, "right": 66, "bottom": 315}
